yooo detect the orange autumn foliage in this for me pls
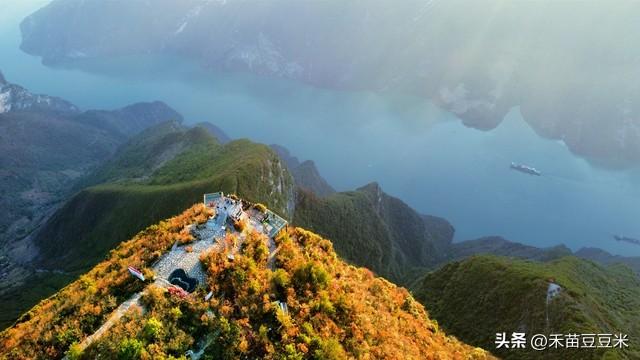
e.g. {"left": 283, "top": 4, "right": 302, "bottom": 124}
{"left": 0, "top": 204, "right": 212, "bottom": 360}
{"left": 0, "top": 203, "right": 493, "bottom": 360}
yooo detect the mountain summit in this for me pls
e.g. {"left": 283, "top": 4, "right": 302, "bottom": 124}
{"left": 0, "top": 72, "right": 77, "bottom": 114}
{"left": 0, "top": 195, "right": 493, "bottom": 359}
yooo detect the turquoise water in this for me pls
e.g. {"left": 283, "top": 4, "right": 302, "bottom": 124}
{"left": 2, "top": 1, "right": 639, "bottom": 256}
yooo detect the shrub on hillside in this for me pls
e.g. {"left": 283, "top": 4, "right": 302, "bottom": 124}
{"left": 233, "top": 219, "right": 246, "bottom": 232}
{"left": 254, "top": 203, "right": 268, "bottom": 213}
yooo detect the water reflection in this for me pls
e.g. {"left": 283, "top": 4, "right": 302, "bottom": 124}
{"left": 1, "top": 1, "right": 639, "bottom": 256}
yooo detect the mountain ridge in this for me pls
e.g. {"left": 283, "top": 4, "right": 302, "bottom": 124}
{"left": 27, "top": 123, "right": 295, "bottom": 272}
{"left": 0, "top": 201, "right": 495, "bottom": 359}
{"left": 413, "top": 255, "right": 640, "bottom": 359}
{"left": 19, "top": 0, "right": 640, "bottom": 167}
{"left": 292, "top": 183, "right": 452, "bottom": 284}
{"left": 0, "top": 74, "right": 182, "bottom": 331}
{"left": 270, "top": 144, "right": 336, "bottom": 198}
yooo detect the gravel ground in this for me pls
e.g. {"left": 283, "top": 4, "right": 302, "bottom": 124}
{"left": 153, "top": 208, "right": 227, "bottom": 285}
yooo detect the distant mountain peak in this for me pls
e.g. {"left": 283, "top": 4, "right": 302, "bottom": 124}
{"left": 357, "top": 182, "right": 384, "bottom": 204}
{"left": 576, "top": 247, "right": 640, "bottom": 274}
{"left": 270, "top": 144, "right": 300, "bottom": 168}
{"left": 445, "top": 236, "right": 573, "bottom": 265}
{"left": 294, "top": 181, "right": 454, "bottom": 283}
{"left": 0, "top": 74, "right": 78, "bottom": 114}
{"left": 21, "top": 0, "right": 640, "bottom": 166}
{"left": 119, "top": 100, "right": 182, "bottom": 122}
{"left": 358, "top": 181, "right": 382, "bottom": 192}
{"left": 75, "top": 101, "right": 182, "bottom": 138}
{"left": 270, "top": 144, "right": 335, "bottom": 197}
{"left": 194, "top": 121, "right": 231, "bottom": 144}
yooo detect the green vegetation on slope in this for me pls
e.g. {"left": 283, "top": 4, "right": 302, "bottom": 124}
{"left": 77, "top": 120, "right": 190, "bottom": 185}
{"left": 0, "top": 99, "right": 180, "bottom": 245}
{"left": 293, "top": 183, "right": 452, "bottom": 284}
{"left": 0, "top": 94, "right": 182, "bottom": 330}
{"left": 34, "top": 123, "right": 294, "bottom": 271}
{"left": 412, "top": 255, "right": 640, "bottom": 360}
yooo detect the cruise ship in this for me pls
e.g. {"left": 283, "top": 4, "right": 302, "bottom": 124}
{"left": 510, "top": 162, "right": 542, "bottom": 176}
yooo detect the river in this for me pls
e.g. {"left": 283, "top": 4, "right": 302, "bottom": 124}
{"left": 2, "top": 0, "right": 639, "bottom": 256}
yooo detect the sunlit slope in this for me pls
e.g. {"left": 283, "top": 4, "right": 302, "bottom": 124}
{"left": 413, "top": 255, "right": 640, "bottom": 360}
{"left": 33, "top": 123, "right": 294, "bottom": 271}
{"left": 1, "top": 204, "right": 494, "bottom": 360}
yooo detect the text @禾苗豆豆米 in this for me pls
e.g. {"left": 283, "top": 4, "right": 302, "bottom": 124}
{"left": 495, "top": 332, "right": 629, "bottom": 351}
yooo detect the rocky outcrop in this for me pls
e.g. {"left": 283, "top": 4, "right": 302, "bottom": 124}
{"left": 0, "top": 76, "right": 78, "bottom": 114}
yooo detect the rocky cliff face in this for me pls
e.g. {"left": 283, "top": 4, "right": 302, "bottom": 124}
{"left": 19, "top": 0, "right": 640, "bottom": 167}
{"left": 0, "top": 77, "right": 78, "bottom": 114}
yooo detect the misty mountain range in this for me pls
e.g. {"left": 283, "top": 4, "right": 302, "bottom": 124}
{"left": 0, "top": 70, "right": 181, "bottom": 246}
{"left": 1, "top": 72, "right": 638, "bottom": 333}
{"left": 19, "top": 0, "right": 640, "bottom": 167}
